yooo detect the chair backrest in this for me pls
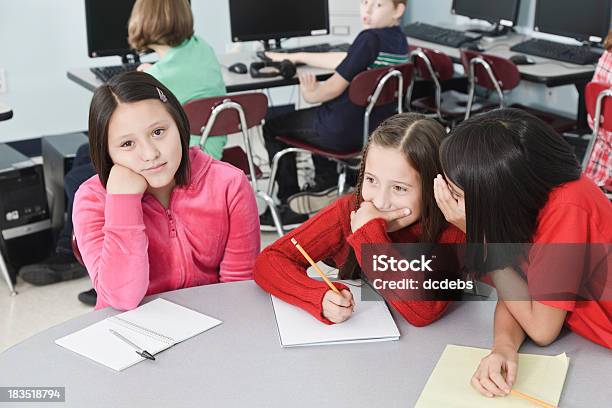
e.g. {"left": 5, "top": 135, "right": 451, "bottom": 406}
{"left": 348, "top": 63, "right": 413, "bottom": 107}
{"left": 182, "top": 93, "right": 269, "bottom": 137}
{"left": 182, "top": 93, "right": 269, "bottom": 191}
{"left": 410, "top": 47, "right": 454, "bottom": 82}
{"left": 585, "top": 81, "right": 612, "bottom": 133}
{"left": 460, "top": 50, "right": 521, "bottom": 91}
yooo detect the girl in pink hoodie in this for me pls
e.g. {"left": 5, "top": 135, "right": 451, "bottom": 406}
{"left": 73, "top": 72, "right": 260, "bottom": 310}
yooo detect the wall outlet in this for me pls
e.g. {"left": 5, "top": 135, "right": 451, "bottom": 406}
{"left": 0, "top": 68, "right": 6, "bottom": 93}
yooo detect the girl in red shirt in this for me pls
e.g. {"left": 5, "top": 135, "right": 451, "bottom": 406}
{"left": 254, "top": 113, "right": 465, "bottom": 327}
{"left": 434, "top": 108, "right": 612, "bottom": 399}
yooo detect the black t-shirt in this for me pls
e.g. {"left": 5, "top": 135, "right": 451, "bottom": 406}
{"left": 315, "top": 26, "right": 408, "bottom": 151}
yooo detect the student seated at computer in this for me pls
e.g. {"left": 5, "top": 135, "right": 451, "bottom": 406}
{"left": 260, "top": 0, "right": 409, "bottom": 230}
{"left": 433, "top": 109, "right": 611, "bottom": 398}
{"left": 73, "top": 72, "right": 260, "bottom": 311}
{"left": 585, "top": 29, "right": 612, "bottom": 191}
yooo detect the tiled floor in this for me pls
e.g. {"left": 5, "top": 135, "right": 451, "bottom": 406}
{"left": 0, "top": 231, "right": 286, "bottom": 353}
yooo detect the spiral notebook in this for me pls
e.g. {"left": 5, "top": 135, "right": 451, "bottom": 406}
{"left": 55, "top": 298, "right": 222, "bottom": 371}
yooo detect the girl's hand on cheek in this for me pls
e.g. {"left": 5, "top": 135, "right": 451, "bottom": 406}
{"left": 350, "top": 201, "right": 412, "bottom": 233}
{"left": 106, "top": 164, "right": 149, "bottom": 195}
{"left": 433, "top": 174, "right": 466, "bottom": 233}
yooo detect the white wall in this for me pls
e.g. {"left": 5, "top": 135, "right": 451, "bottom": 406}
{"left": 0, "top": 0, "right": 362, "bottom": 143}
{"left": 0, "top": 0, "right": 605, "bottom": 143}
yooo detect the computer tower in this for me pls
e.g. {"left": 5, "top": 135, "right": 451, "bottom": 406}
{"left": 0, "top": 143, "right": 53, "bottom": 283}
{"left": 41, "top": 132, "right": 88, "bottom": 234}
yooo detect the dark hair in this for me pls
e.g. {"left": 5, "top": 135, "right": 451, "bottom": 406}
{"left": 88, "top": 71, "right": 191, "bottom": 187}
{"left": 440, "top": 108, "right": 581, "bottom": 270}
{"left": 339, "top": 113, "right": 449, "bottom": 279}
{"left": 606, "top": 29, "right": 612, "bottom": 51}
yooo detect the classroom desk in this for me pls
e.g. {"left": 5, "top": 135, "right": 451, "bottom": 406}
{"left": 406, "top": 33, "right": 597, "bottom": 130}
{"left": 0, "top": 280, "right": 609, "bottom": 407}
{"left": 66, "top": 52, "right": 335, "bottom": 94}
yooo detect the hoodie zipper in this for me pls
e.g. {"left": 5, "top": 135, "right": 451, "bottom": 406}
{"left": 165, "top": 203, "right": 187, "bottom": 288}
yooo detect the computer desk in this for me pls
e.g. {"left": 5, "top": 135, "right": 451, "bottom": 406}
{"left": 66, "top": 52, "right": 335, "bottom": 94}
{"left": 0, "top": 280, "right": 609, "bottom": 407}
{"left": 407, "top": 33, "right": 597, "bottom": 130}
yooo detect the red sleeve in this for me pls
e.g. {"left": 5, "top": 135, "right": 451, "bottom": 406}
{"left": 530, "top": 203, "right": 591, "bottom": 312}
{"left": 346, "top": 219, "right": 454, "bottom": 327}
{"left": 253, "top": 199, "right": 351, "bottom": 325}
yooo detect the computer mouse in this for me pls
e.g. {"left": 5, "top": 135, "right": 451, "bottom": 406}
{"left": 228, "top": 62, "right": 248, "bottom": 74}
{"left": 510, "top": 54, "right": 536, "bottom": 65}
{"left": 464, "top": 42, "right": 485, "bottom": 52}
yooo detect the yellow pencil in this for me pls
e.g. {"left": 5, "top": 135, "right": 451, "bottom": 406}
{"left": 291, "top": 238, "right": 341, "bottom": 295}
{"left": 511, "top": 390, "right": 558, "bottom": 408}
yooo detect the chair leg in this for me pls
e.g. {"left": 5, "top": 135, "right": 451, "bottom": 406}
{"left": 0, "top": 252, "right": 17, "bottom": 296}
{"left": 257, "top": 191, "right": 284, "bottom": 237}
{"left": 338, "top": 165, "right": 347, "bottom": 195}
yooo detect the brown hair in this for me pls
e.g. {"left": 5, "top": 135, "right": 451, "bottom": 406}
{"left": 338, "top": 113, "right": 449, "bottom": 279}
{"left": 605, "top": 29, "right": 612, "bottom": 51}
{"left": 128, "top": 0, "right": 194, "bottom": 52}
{"left": 88, "top": 71, "right": 191, "bottom": 187}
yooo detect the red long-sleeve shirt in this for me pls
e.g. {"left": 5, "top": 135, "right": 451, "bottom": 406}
{"left": 254, "top": 195, "right": 465, "bottom": 326}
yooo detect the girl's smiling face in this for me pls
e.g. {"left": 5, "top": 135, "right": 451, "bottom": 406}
{"left": 361, "top": 144, "right": 422, "bottom": 226}
{"left": 106, "top": 98, "right": 182, "bottom": 190}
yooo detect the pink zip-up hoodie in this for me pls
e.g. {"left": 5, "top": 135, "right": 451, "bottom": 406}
{"left": 73, "top": 147, "right": 260, "bottom": 310}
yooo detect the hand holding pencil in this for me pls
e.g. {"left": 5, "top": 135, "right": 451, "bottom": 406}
{"left": 291, "top": 238, "right": 355, "bottom": 323}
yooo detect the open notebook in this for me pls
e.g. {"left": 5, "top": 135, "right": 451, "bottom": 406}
{"left": 55, "top": 298, "right": 222, "bottom": 371}
{"left": 416, "top": 345, "right": 570, "bottom": 407}
{"left": 271, "top": 283, "right": 400, "bottom": 347}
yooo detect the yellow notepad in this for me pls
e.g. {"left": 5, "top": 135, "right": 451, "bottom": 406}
{"left": 416, "top": 345, "right": 569, "bottom": 408}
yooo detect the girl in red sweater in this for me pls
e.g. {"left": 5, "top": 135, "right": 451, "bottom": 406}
{"left": 254, "top": 113, "right": 465, "bottom": 326}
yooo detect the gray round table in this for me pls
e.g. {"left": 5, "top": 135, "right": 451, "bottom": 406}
{"left": 0, "top": 281, "right": 610, "bottom": 407}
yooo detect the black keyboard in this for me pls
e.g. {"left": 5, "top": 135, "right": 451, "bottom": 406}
{"left": 510, "top": 39, "right": 601, "bottom": 65}
{"left": 256, "top": 42, "right": 352, "bottom": 61}
{"left": 277, "top": 42, "right": 352, "bottom": 53}
{"left": 403, "top": 22, "right": 481, "bottom": 47}
{"left": 90, "top": 63, "right": 140, "bottom": 82}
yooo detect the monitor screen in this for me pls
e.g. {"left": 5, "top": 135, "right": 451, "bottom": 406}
{"left": 534, "top": 0, "right": 611, "bottom": 43}
{"left": 85, "top": 0, "right": 137, "bottom": 57}
{"left": 451, "top": 0, "right": 521, "bottom": 26}
{"left": 229, "top": 0, "right": 329, "bottom": 42}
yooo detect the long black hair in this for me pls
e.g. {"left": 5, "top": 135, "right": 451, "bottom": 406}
{"left": 440, "top": 108, "right": 581, "bottom": 271}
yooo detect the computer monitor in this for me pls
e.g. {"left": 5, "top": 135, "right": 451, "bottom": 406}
{"left": 534, "top": 0, "right": 612, "bottom": 44}
{"left": 229, "top": 0, "right": 330, "bottom": 49}
{"left": 84, "top": 0, "right": 137, "bottom": 61}
{"left": 451, "top": 0, "right": 521, "bottom": 34}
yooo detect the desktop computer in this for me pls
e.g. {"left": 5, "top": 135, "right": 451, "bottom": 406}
{"left": 229, "top": 0, "right": 330, "bottom": 50}
{"left": 0, "top": 144, "right": 53, "bottom": 284}
{"left": 451, "top": 0, "right": 521, "bottom": 36}
{"left": 41, "top": 132, "right": 89, "bottom": 235}
{"left": 84, "top": 0, "right": 190, "bottom": 82}
{"left": 510, "top": 0, "right": 610, "bottom": 65}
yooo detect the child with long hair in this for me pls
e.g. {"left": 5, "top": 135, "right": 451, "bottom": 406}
{"left": 254, "top": 113, "right": 465, "bottom": 326}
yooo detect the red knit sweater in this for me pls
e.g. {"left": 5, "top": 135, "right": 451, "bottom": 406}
{"left": 254, "top": 195, "right": 466, "bottom": 326}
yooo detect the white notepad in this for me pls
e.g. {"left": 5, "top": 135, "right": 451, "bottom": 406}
{"left": 271, "top": 284, "right": 400, "bottom": 347}
{"left": 55, "top": 298, "right": 222, "bottom": 371}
